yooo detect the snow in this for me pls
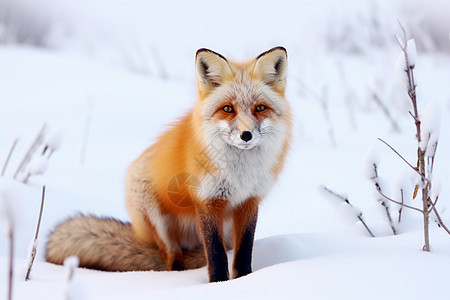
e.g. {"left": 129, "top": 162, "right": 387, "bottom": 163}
{"left": 362, "top": 148, "right": 380, "bottom": 180}
{"left": 45, "top": 130, "right": 64, "bottom": 153}
{"left": 26, "top": 239, "right": 38, "bottom": 268}
{"left": 26, "top": 157, "right": 49, "bottom": 177}
{"left": 63, "top": 256, "right": 79, "bottom": 271}
{"left": 395, "top": 51, "right": 409, "bottom": 89}
{"left": 1, "top": 0, "right": 450, "bottom": 299}
{"left": 0, "top": 191, "right": 13, "bottom": 234}
{"left": 407, "top": 39, "right": 417, "bottom": 68}
{"left": 391, "top": 170, "right": 415, "bottom": 210}
{"left": 3, "top": 232, "right": 450, "bottom": 300}
{"left": 420, "top": 102, "right": 442, "bottom": 157}
{"left": 395, "top": 38, "right": 418, "bottom": 92}
{"left": 63, "top": 256, "right": 90, "bottom": 300}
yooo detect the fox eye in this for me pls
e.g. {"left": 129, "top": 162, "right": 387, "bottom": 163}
{"left": 255, "top": 104, "right": 267, "bottom": 112}
{"left": 222, "top": 105, "right": 234, "bottom": 113}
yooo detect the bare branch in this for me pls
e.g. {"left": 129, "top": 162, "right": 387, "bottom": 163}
{"left": 378, "top": 138, "right": 425, "bottom": 181}
{"left": 376, "top": 188, "right": 424, "bottom": 214}
{"left": 409, "top": 111, "right": 419, "bottom": 122}
{"left": 322, "top": 185, "right": 348, "bottom": 203}
{"left": 1, "top": 138, "right": 18, "bottom": 176}
{"left": 398, "top": 189, "right": 404, "bottom": 223}
{"left": 432, "top": 207, "right": 450, "bottom": 235}
{"left": 25, "top": 185, "right": 46, "bottom": 281}
{"left": 397, "top": 19, "right": 408, "bottom": 48}
{"left": 1, "top": 193, "right": 15, "bottom": 300}
{"left": 396, "top": 26, "right": 431, "bottom": 250}
{"left": 370, "top": 91, "right": 401, "bottom": 132}
{"left": 395, "top": 34, "right": 405, "bottom": 50}
{"left": 8, "top": 228, "right": 13, "bottom": 300}
{"left": 379, "top": 199, "right": 397, "bottom": 235}
{"left": 13, "top": 123, "right": 46, "bottom": 181}
{"left": 427, "top": 195, "right": 439, "bottom": 214}
{"left": 369, "top": 163, "right": 398, "bottom": 235}
{"left": 321, "top": 186, "right": 375, "bottom": 237}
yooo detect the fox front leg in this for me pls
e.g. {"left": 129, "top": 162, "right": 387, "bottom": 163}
{"left": 196, "top": 199, "right": 229, "bottom": 282}
{"left": 232, "top": 198, "right": 259, "bottom": 279}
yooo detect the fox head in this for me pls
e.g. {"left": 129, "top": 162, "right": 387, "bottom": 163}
{"left": 194, "top": 47, "right": 291, "bottom": 152}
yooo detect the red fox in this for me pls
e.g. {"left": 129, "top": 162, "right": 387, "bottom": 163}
{"left": 46, "top": 47, "right": 292, "bottom": 282}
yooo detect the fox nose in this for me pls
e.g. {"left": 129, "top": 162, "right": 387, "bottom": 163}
{"left": 240, "top": 131, "right": 253, "bottom": 142}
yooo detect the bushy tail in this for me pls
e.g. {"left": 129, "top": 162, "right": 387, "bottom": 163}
{"left": 46, "top": 215, "right": 206, "bottom": 271}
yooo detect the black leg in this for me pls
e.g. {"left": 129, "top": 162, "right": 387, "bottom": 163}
{"left": 233, "top": 219, "right": 256, "bottom": 278}
{"left": 196, "top": 200, "right": 229, "bottom": 282}
{"left": 204, "top": 226, "right": 229, "bottom": 282}
{"left": 171, "top": 259, "right": 185, "bottom": 271}
{"left": 232, "top": 202, "right": 258, "bottom": 279}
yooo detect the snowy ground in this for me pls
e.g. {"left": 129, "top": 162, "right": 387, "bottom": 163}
{"left": 1, "top": 0, "right": 450, "bottom": 299}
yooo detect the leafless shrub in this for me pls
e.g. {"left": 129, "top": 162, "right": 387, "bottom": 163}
{"left": 375, "top": 22, "right": 449, "bottom": 251}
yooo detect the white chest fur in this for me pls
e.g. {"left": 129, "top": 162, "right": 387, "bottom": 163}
{"left": 198, "top": 139, "right": 282, "bottom": 206}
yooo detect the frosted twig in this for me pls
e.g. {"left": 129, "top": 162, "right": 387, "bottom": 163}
{"left": 396, "top": 21, "right": 431, "bottom": 251}
{"left": 1, "top": 193, "right": 15, "bottom": 300}
{"left": 150, "top": 46, "right": 169, "bottom": 80}
{"left": 300, "top": 81, "right": 336, "bottom": 147}
{"left": 25, "top": 185, "right": 46, "bottom": 281}
{"left": 432, "top": 207, "right": 450, "bottom": 235}
{"left": 321, "top": 186, "right": 375, "bottom": 237}
{"left": 379, "top": 200, "right": 397, "bottom": 235}
{"left": 426, "top": 196, "right": 439, "bottom": 214}
{"left": 1, "top": 138, "right": 18, "bottom": 176}
{"left": 378, "top": 138, "right": 425, "bottom": 181}
{"left": 408, "top": 111, "right": 418, "bottom": 122}
{"left": 428, "top": 140, "right": 438, "bottom": 174}
{"left": 371, "top": 91, "right": 401, "bottom": 132}
{"left": 370, "top": 163, "right": 397, "bottom": 235}
{"left": 375, "top": 188, "right": 423, "bottom": 214}
{"left": 13, "top": 123, "right": 46, "bottom": 180}
{"left": 64, "top": 256, "right": 83, "bottom": 300}
{"left": 7, "top": 226, "right": 13, "bottom": 300}
{"left": 398, "top": 189, "right": 404, "bottom": 223}
{"left": 395, "top": 19, "right": 408, "bottom": 51}
{"left": 318, "top": 86, "right": 336, "bottom": 147}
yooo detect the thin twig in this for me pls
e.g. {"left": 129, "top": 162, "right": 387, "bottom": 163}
{"left": 428, "top": 140, "right": 438, "bottom": 174}
{"left": 358, "top": 215, "right": 376, "bottom": 238}
{"left": 321, "top": 186, "right": 375, "bottom": 237}
{"left": 379, "top": 199, "right": 397, "bottom": 235}
{"left": 378, "top": 138, "right": 425, "bottom": 181}
{"left": 299, "top": 82, "right": 336, "bottom": 147}
{"left": 13, "top": 123, "right": 46, "bottom": 180}
{"left": 25, "top": 185, "right": 46, "bottom": 281}
{"left": 376, "top": 188, "right": 423, "bottom": 214}
{"left": 398, "top": 189, "right": 404, "bottom": 223}
{"left": 8, "top": 227, "right": 14, "bottom": 300}
{"left": 371, "top": 163, "right": 397, "bottom": 235}
{"left": 427, "top": 195, "right": 439, "bottom": 215}
{"left": 398, "top": 19, "right": 408, "bottom": 48}
{"left": 433, "top": 207, "right": 450, "bottom": 235}
{"left": 318, "top": 87, "right": 337, "bottom": 147}
{"left": 1, "top": 138, "right": 18, "bottom": 176}
{"left": 371, "top": 91, "right": 401, "bottom": 132}
{"left": 322, "top": 185, "right": 348, "bottom": 203}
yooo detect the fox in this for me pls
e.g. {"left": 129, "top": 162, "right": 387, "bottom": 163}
{"left": 46, "top": 46, "right": 292, "bottom": 282}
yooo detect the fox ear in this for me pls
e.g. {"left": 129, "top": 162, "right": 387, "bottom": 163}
{"left": 196, "top": 49, "right": 233, "bottom": 95}
{"left": 253, "top": 47, "right": 287, "bottom": 92}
